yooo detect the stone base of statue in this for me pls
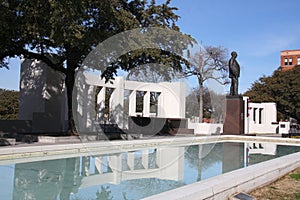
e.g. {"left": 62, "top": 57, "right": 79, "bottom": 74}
{"left": 223, "top": 95, "right": 244, "bottom": 135}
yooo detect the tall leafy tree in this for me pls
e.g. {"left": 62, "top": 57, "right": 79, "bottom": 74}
{"left": 244, "top": 66, "right": 300, "bottom": 122}
{"left": 0, "top": 0, "right": 192, "bottom": 134}
{"left": 0, "top": 89, "right": 19, "bottom": 119}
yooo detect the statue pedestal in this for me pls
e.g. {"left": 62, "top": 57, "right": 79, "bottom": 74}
{"left": 223, "top": 96, "right": 244, "bottom": 135}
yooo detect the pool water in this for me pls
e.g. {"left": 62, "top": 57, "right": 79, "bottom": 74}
{"left": 0, "top": 142, "right": 300, "bottom": 200}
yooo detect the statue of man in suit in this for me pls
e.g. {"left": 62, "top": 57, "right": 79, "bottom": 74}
{"left": 229, "top": 51, "right": 240, "bottom": 96}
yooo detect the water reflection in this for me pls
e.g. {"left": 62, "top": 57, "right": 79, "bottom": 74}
{"left": 1, "top": 142, "right": 299, "bottom": 200}
{"left": 13, "top": 158, "right": 81, "bottom": 200}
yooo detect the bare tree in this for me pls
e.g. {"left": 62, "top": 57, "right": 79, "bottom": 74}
{"left": 184, "top": 45, "right": 229, "bottom": 122}
{"left": 185, "top": 86, "right": 212, "bottom": 119}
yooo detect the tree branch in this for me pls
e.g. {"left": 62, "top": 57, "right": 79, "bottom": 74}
{"left": 20, "top": 49, "right": 67, "bottom": 74}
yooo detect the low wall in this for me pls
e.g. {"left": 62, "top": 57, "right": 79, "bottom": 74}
{"left": 0, "top": 119, "right": 68, "bottom": 134}
{"left": 0, "top": 120, "right": 32, "bottom": 133}
{"left": 249, "top": 123, "right": 278, "bottom": 134}
{"left": 187, "top": 121, "right": 223, "bottom": 135}
{"left": 129, "top": 117, "right": 188, "bottom": 135}
{"left": 144, "top": 151, "right": 300, "bottom": 200}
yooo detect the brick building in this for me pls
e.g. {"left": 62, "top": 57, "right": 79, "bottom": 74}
{"left": 280, "top": 49, "right": 300, "bottom": 71}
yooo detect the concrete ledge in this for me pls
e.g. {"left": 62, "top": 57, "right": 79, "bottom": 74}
{"left": 0, "top": 138, "right": 16, "bottom": 146}
{"left": 38, "top": 136, "right": 80, "bottom": 143}
{"left": 1, "top": 135, "right": 300, "bottom": 162}
{"left": 143, "top": 151, "right": 300, "bottom": 200}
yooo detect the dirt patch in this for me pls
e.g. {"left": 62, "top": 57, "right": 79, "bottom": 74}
{"left": 249, "top": 167, "right": 300, "bottom": 200}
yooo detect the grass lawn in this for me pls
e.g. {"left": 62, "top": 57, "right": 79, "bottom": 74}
{"left": 250, "top": 167, "right": 300, "bottom": 200}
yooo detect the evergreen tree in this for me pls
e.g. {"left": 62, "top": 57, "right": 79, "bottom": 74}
{"left": 244, "top": 66, "right": 300, "bottom": 122}
{"left": 0, "top": 89, "right": 19, "bottom": 120}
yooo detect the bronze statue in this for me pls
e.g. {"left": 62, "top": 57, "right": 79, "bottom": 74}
{"left": 229, "top": 51, "right": 240, "bottom": 96}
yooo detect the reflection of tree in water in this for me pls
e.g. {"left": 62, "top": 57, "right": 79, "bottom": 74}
{"left": 60, "top": 158, "right": 81, "bottom": 200}
{"left": 95, "top": 186, "right": 113, "bottom": 200}
{"left": 249, "top": 145, "right": 300, "bottom": 165}
{"left": 13, "top": 157, "right": 81, "bottom": 200}
{"left": 123, "top": 178, "right": 185, "bottom": 199}
{"left": 185, "top": 143, "right": 222, "bottom": 181}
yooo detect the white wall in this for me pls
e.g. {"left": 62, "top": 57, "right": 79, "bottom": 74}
{"left": 278, "top": 122, "right": 290, "bottom": 134}
{"left": 247, "top": 102, "right": 278, "bottom": 134}
{"left": 19, "top": 58, "right": 68, "bottom": 132}
{"left": 187, "top": 120, "right": 223, "bottom": 135}
{"left": 74, "top": 72, "right": 186, "bottom": 132}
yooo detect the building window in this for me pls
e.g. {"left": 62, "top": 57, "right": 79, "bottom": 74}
{"left": 289, "top": 58, "right": 293, "bottom": 65}
{"left": 259, "top": 108, "right": 263, "bottom": 124}
{"left": 298, "top": 57, "right": 300, "bottom": 65}
{"left": 136, "top": 91, "right": 145, "bottom": 113}
{"left": 150, "top": 92, "right": 160, "bottom": 116}
{"left": 284, "top": 58, "right": 288, "bottom": 65}
{"left": 253, "top": 108, "right": 257, "bottom": 123}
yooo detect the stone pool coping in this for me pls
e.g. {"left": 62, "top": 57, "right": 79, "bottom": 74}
{"left": 1, "top": 135, "right": 300, "bottom": 161}
{"left": 0, "top": 135, "right": 300, "bottom": 199}
{"left": 143, "top": 147, "right": 300, "bottom": 200}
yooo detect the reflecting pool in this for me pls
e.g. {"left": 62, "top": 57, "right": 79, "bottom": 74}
{"left": 0, "top": 142, "right": 300, "bottom": 200}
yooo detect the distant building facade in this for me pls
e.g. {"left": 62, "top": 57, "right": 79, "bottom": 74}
{"left": 243, "top": 96, "right": 278, "bottom": 134}
{"left": 280, "top": 49, "right": 300, "bottom": 71}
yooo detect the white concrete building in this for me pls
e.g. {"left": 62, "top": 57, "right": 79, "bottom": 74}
{"left": 18, "top": 58, "right": 68, "bottom": 133}
{"left": 73, "top": 71, "right": 186, "bottom": 133}
{"left": 14, "top": 58, "right": 281, "bottom": 136}
{"left": 245, "top": 100, "right": 278, "bottom": 134}
{"left": 16, "top": 59, "right": 186, "bottom": 134}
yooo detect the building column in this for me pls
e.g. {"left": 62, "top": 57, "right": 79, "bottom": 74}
{"left": 127, "top": 152, "right": 135, "bottom": 170}
{"left": 141, "top": 150, "right": 149, "bottom": 169}
{"left": 86, "top": 85, "right": 95, "bottom": 131}
{"left": 108, "top": 154, "right": 122, "bottom": 184}
{"left": 143, "top": 91, "right": 150, "bottom": 117}
{"left": 129, "top": 91, "right": 136, "bottom": 116}
{"left": 94, "top": 156, "right": 103, "bottom": 174}
{"left": 97, "top": 87, "right": 106, "bottom": 123}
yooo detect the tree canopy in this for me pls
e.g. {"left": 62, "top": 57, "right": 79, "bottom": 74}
{"left": 244, "top": 66, "right": 300, "bottom": 122}
{"left": 0, "top": 89, "right": 19, "bottom": 120}
{"left": 0, "top": 0, "right": 193, "bottom": 134}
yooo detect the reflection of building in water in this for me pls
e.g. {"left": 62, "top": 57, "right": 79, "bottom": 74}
{"left": 244, "top": 142, "right": 277, "bottom": 166}
{"left": 79, "top": 147, "right": 184, "bottom": 188}
{"left": 9, "top": 143, "right": 295, "bottom": 199}
{"left": 11, "top": 147, "right": 184, "bottom": 199}
{"left": 222, "top": 143, "right": 244, "bottom": 174}
{"left": 247, "top": 142, "right": 277, "bottom": 155}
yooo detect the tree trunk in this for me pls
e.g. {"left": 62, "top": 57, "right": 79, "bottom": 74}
{"left": 65, "top": 71, "right": 78, "bottom": 136}
{"left": 197, "top": 144, "right": 203, "bottom": 181}
{"left": 198, "top": 78, "right": 204, "bottom": 123}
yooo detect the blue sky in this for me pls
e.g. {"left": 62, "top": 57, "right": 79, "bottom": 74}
{"left": 170, "top": 0, "right": 300, "bottom": 92}
{"left": 1, "top": 0, "right": 300, "bottom": 93}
